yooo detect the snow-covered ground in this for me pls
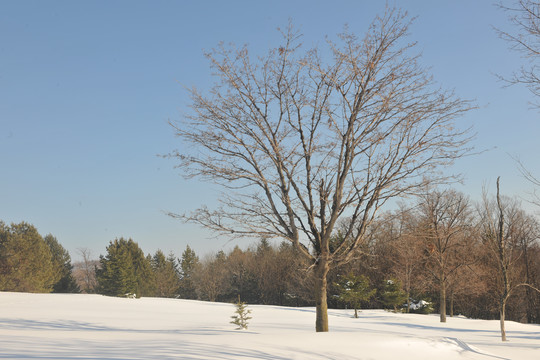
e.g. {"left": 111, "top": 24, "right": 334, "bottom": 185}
{"left": 0, "top": 292, "right": 538, "bottom": 359}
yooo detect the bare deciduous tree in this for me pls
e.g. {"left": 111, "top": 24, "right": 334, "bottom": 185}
{"left": 496, "top": 0, "right": 540, "bottom": 107}
{"left": 418, "top": 189, "right": 476, "bottom": 323}
{"left": 378, "top": 208, "right": 427, "bottom": 313}
{"left": 193, "top": 252, "right": 227, "bottom": 302}
{"left": 169, "top": 8, "right": 474, "bottom": 331}
{"left": 73, "top": 247, "right": 98, "bottom": 293}
{"left": 477, "top": 177, "right": 540, "bottom": 340}
{"left": 480, "top": 178, "right": 515, "bottom": 341}
{"left": 509, "top": 205, "right": 540, "bottom": 323}
{"left": 513, "top": 156, "right": 540, "bottom": 206}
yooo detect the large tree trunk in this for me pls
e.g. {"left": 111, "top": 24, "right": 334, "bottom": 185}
{"left": 440, "top": 278, "right": 447, "bottom": 323}
{"left": 314, "top": 260, "right": 330, "bottom": 332}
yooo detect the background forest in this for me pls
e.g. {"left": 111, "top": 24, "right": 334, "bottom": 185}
{"left": 2, "top": 187, "right": 539, "bottom": 325}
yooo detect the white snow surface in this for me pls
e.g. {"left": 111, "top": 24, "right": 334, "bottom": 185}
{"left": 0, "top": 292, "right": 538, "bottom": 359}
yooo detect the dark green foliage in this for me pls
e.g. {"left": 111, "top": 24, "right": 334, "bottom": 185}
{"left": 151, "top": 249, "right": 180, "bottom": 297}
{"left": 178, "top": 245, "right": 199, "bottom": 299}
{"left": 408, "top": 297, "right": 434, "bottom": 314}
{"left": 335, "top": 273, "right": 376, "bottom": 318}
{"left": 230, "top": 296, "right": 252, "bottom": 330}
{"left": 96, "top": 238, "right": 155, "bottom": 297}
{"left": 44, "top": 234, "right": 79, "bottom": 293}
{"left": 380, "top": 278, "right": 408, "bottom": 311}
{"left": 0, "top": 221, "right": 57, "bottom": 292}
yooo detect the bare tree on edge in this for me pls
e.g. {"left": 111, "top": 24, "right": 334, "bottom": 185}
{"left": 495, "top": 0, "right": 540, "bottom": 108}
{"left": 168, "top": 8, "right": 474, "bottom": 332}
{"left": 479, "top": 177, "right": 540, "bottom": 340}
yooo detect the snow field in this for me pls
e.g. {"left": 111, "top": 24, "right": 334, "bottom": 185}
{"left": 0, "top": 292, "right": 538, "bottom": 359}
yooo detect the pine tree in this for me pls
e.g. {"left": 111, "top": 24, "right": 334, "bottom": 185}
{"left": 44, "top": 234, "right": 79, "bottom": 293}
{"left": 0, "top": 221, "right": 57, "bottom": 292}
{"left": 381, "top": 278, "right": 407, "bottom": 311}
{"left": 335, "top": 273, "right": 376, "bottom": 318}
{"left": 230, "top": 296, "right": 252, "bottom": 330}
{"left": 151, "top": 250, "right": 180, "bottom": 297}
{"left": 178, "top": 245, "right": 200, "bottom": 299}
{"left": 96, "top": 238, "right": 154, "bottom": 297}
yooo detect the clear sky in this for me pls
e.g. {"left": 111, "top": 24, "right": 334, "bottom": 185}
{"left": 1, "top": 0, "right": 538, "bottom": 261}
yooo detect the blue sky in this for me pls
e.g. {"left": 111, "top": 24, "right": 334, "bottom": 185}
{"left": 1, "top": 0, "right": 538, "bottom": 261}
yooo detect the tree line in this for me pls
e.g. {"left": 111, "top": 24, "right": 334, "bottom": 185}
{"left": 2, "top": 185, "right": 538, "bottom": 326}
{"left": 178, "top": 186, "right": 540, "bottom": 325}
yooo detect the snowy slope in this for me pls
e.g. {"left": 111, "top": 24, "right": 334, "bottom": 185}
{"left": 0, "top": 292, "right": 538, "bottom": 359}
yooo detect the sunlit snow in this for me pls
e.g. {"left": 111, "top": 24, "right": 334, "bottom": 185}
{"left": 0, "top": 292, "right": 538, "bottom": 359}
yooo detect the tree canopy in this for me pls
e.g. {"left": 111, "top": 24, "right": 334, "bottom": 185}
{"left": 170, "top": 7, "right": 474, "bottom": 331}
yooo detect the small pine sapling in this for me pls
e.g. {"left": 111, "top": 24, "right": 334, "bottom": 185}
{"left": 335, "top": 273, "right": 376, "bottom": 318}
{"left": 230, "top": 296, "right": 252, "bottom": 330}
{"left": 381, "top": 278, "right": 407, "bottom": 312}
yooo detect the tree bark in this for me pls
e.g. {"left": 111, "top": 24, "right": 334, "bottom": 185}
{"left": 314, "top": 260, "right": 330, "bottom": 332}
{"left": 449, "top": 292, "right": 454, "bottom": 317}
{"left": 522, "top": 242, "right": 534, "bottom": 323}
{"left": 440, "top": 276, "right": 447, "bottom": 323}
{"left": 406, "top": 290, "right": 411, "bottom": 313}
{"left": 500, "top": 298, "right": 507, "bottom": 341}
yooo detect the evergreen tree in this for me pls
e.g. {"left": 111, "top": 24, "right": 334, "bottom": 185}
{"left": 178, "top": 245, "right": 200, "bottom": 299}
{"left": 335, "top": 273, "right": 376, "bottom": 318}
{"left": 256, "top": 238, "right": 272, "bottom": 255}
{"left": 381, "top": 278, "right": 408, "bottom": 311}
{"left": 151, "top": 249, "right": 180, "bottom": 297}
{"left": 96, "top": 238, "right": 154, "bottom": 297}
{"left": 44, "top": 234, "right": 79, "bottom": 293}
{"left": 0, "top": 222, "right": 57, "bottom": 292}
{"left": 230, "top": 296, "right": 252, "bottom": 330}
